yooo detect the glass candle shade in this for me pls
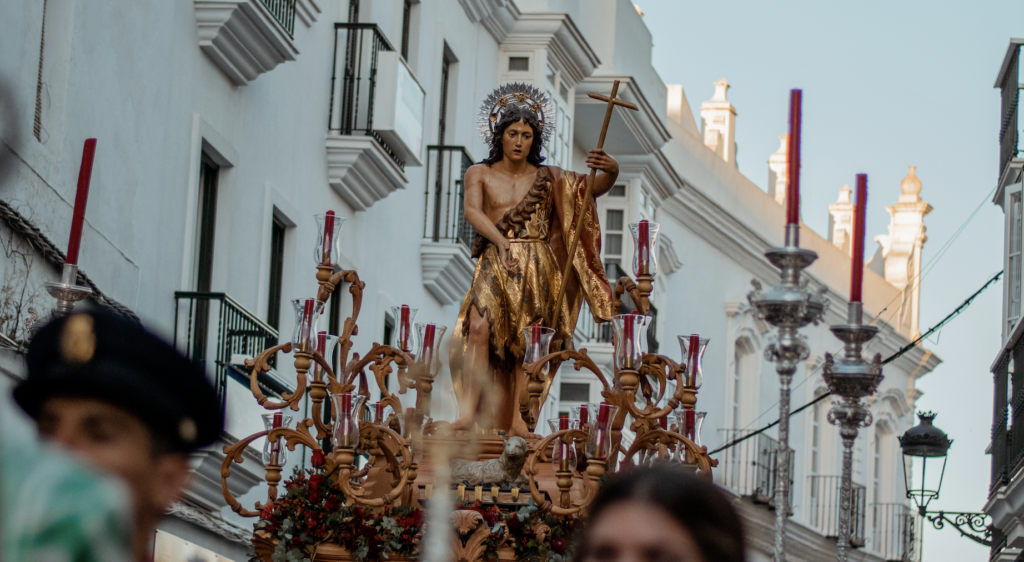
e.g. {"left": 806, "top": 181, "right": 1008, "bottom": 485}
{"left": 315, "top": 212, "right": 345, "bottom": 266}
{"left": 415, "top": 323, "right": 447, "bottom": 374}
{"left": 586, "top": 402, "right": 619, "bottom": 460}
{"left": 569, "top": 405, "right": 586, "bottom": 429}
{"left": 547, "top": 416, "right": 577, "bottom": 472}
{"left": 390, "top": 305, "right": 419, "bottom": 354}
{"left": 612, "top": 314, "right": 650, "bottom": 371}
{"left": 629, "top": 220, "right": 661, "bottom": 277}
{"left": 313, "top": 331, "right": 340, "bottom": 382}
{"left": 291, "top": 298, "right": 325, "bottom": 353}
{"left": 261, "top": 413, "right": 293, "bottom": 466}
{"left": 678, "top": 334, "right": 709, "bottom": 389}
{"left": 331, "top": 393, "right": 366, "bottom": 450}
{"left": 523, "top": 324, "right": 555, "bottom": 364}
{"left": 675, "top": 409, "right": 706, "bottom": 446}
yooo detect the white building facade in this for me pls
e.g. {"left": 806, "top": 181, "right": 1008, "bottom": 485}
{"left": 0, "top": 1, "right": 938, "bottom": 560}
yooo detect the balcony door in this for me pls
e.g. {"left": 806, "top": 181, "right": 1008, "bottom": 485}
{"left": 192, "top": 155, "right": 219, "bottom": 367}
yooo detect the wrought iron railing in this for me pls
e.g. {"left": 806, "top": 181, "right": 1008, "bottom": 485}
{"left": 328, "top": 23, "right": 404, "bottom": 170}
{"left": 717, "top": 430, "right": 794, "bottom": 508}
{"left": 260, "top": 0, "right": 296, "bottom": 36}
{"left": 575, "top": 301, "right": 613, "bottom": 345}
{"left": 173, "top": 292, "right": 284, "bottom": 411}
{"left": 868, "top": 503, "right": 920, "bottom": 562}
{"left": 999, "top": 44, "right": 1021, "bottom": 180}
{"left": 423, "top": 145, "right": 475, "bottom": 251}
{"left": 990, "top": 334, "right": 1024, "bottom": 495}
{"left": 807, "top": 475, "right": 867, "bottom": 547}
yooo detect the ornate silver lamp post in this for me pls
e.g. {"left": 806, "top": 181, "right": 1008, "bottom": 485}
{"left": 748, "top": 89, "right": 827, "bottom": 562}
{"left": 822, "top": 299, "right": 881, "bottom": 561}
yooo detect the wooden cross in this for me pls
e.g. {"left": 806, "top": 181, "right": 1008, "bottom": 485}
{"left": 551, "top": 80, "right": 639, "bottom": 333}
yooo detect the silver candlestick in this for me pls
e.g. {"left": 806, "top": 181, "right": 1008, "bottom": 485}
{"left": 748, "top": 225, "right": 828, "bottom": 562}
{"left": 40, "top": 263, "right": 92, "bottom": 321}
{"left": 823, "top": 301, "right": 882, "bottom": 562}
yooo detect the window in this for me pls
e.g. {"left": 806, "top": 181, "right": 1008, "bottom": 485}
{"left": 810, "top": 403, "right": 821, "bottom": 476}
{"left": 400, "top": 0, "right": 412, "bottom": 61}
{"left": 266, "top": 216, "right": 286, "bottom": 330}
{"left": 438, "top": 51, "right": 452, "bottom": 145}
{"left": 609, "top": 184, "right": 626, "bottom": 197}
{"left": 732, "top": 338, "right": 755, "bottom": 429}
{"left": 1009, "top": 191, "right": 1022, "bottom": 334}
{"left": 191, "top": 156, "right": 219, "bottom": 365}
{"left": 560, "top": 382, "right": 590, "bottom": 402}
{"left": 872, "top": 436, "right": 881, "bottom": 503}
{"left": 508, "top": 57, "right": 529, "bottom": 71}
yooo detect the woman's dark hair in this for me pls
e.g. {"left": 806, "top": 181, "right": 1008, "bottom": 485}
{"left": 481, "top": 104, "right": 546, "bottom": 167}
{"left": 580, "top": 466, "right": 746, "bottom": 562}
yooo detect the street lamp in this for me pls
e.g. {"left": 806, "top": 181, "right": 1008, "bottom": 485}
{"left": 899, "top": 411, "right": 992, "bottom": 546}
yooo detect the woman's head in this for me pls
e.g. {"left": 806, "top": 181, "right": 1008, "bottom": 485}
{"left": 482, "top": 104, "right": 546, "bottom": 167}
{"left": 579, "top": 466, "right": 746, "bottom": 562}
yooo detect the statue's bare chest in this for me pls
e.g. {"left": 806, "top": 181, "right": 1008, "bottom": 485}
{"left": 480, "top": 170, "right": 539, "bottom": 221}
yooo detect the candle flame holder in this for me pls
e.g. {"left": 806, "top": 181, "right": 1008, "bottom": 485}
{"left": 823, "top": 301, "right": 883, "bottom": 562}
{"left": 42, "top": 263, "right": 93, "bottom": 320}
{"left": 747, "top": 227, "right": 829, "bottom": 562}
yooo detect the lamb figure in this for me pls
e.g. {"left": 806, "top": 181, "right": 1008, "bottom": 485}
{"left": 449, "top": 436, "right": 529, "bottom": 487}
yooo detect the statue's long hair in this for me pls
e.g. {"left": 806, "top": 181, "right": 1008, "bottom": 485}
{"left": 481, "top": 105, "right": 546, "bottom": 167}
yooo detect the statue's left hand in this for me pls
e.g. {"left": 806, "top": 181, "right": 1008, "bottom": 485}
{"left": 586, "top": 149, "right": 618, "bottom": 175}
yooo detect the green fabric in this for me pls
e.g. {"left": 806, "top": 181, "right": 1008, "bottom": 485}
{"left": 1, "top": 434, "right": 133, "bottom": 562}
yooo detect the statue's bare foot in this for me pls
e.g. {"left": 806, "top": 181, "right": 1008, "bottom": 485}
{"left": 510, "top": 417, "right": 540, "bottom": 440}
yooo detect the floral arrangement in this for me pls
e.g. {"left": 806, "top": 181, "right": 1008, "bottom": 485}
{"left": 250, "top": 451, "right": 581, "bottom": 562}
{"left": 250, "top": 451, "right": 424, "bottom": 562}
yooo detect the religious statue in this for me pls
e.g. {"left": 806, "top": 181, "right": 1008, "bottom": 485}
{"left": 449, "top": 84, "right": 620, "bottom": 438}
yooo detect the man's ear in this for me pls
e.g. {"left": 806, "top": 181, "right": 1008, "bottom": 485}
{"left": 150, "top": 453, "right": 192, "bottom": 511}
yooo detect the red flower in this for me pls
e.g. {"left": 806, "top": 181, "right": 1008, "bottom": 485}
{"left": 358, "top": 524, "right": 376, "bottom": 537}
{"left": 309, "top": 474, "right": 325, "bottom": 494}
{"left": 325, "top": 496, "right": 342, "bottom": 512}
{"left": 551, "top": 537, "right": 568, "bottom": 554}
{"left": 508, "top": 514, "right": 520, "bottom": 530}
{"left": 311, "top": 449, "right": 326, "bottom": 467}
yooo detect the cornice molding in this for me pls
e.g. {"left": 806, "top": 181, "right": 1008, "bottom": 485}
{"left": 325, "top": 135, "right": 408, "bottom": 212}
{"left": 194, "top": 0, "right": 300, "bottom": 86}
{"left": 420, "top": 242, "right": 476, "bottom": 305}
{"left": 166, "top": 501, "right": 250, "bottom": 545}
{"left": 502, "top": 13, "right": 600, "bottom": 85}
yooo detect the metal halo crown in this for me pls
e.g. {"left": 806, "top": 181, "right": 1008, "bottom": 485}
{"left": 477, "top": 83, "right": 555, "bottom": 148}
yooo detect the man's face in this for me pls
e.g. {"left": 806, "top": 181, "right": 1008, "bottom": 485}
{"left": 37, "top": 396, "right": 191, "bottom": 519}
{"left": 502, "top": 120, "right": 534, "bottom": 163}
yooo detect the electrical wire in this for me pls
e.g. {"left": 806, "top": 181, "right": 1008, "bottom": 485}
{"left": 709, "top": 269, "right": 1003, "bottom": 455}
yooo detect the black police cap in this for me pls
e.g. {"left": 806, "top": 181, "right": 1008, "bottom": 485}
{"left": 14, "top": 309, "right": 224, "bottom": 453}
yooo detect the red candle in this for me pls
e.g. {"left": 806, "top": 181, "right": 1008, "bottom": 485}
{"left": 300, "top": 299, "right": 315, "bottom": 351}
{"left": 375, "top": 401, "right": 385, "bottom": 422}
{"left": 66, "top": 139, "right": 98, "bottom": 265}
{"left": 421, "top": 324, "right": 436, "bottom": 365}
{"left": 850, "top": 174, "right": 868, "bottom": 303}
{"left": 558, "top": 415, "right": 571, "bottom": 469}
{"left": 559, "top": 415, "right": 569, "bottom": 430}
{"left": 683, "top": 409, "right": 695, "bottom": 441}
{"left": 579, "top": 405, "right": 588, "bottom": 427}
{"left": 595, "top": 402, "right": 612, "bottom": 459}
{"left": 315, "top": 331, "right": 328, "bottom": 380}
{"left": 322, "top": 210, "right": 335, "bottom": 264}
{"left": 338, "top": 393, "right": 353, "bottom": 446}
{"left": 270, "top": 411, "right": 283, "bottom": 459}
{"left": 399, "top": 305, "right": 411, "bottom": 351}
{"left": 622, "top": 315, "right": 636, "bottom": 369}
{"left": 637, "top": 220, "right": 650, "bottom": 275}
{"left": 785, "top": 90, "right": 802, "bottom": 226}
{"left": 687, "top": 334, "right": 700, "bottom": 387}
{"left": 658, "top": 415, "right": 668, "bottom": 430}
{"left": 530, "top": 323, "right": 542, "bottom": 345}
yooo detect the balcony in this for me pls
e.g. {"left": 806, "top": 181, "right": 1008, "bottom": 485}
{"left": 996, "top": 41, "right": 1024, "bottom": 188}
{"left": 717, "top": 430, "right": 794, "bottom": 510}
{"left": 327, "top": 24, "right": 425, "bottom": 211}
{"left": 807, "top": 475, "right": 867, "bottom": 548}
{"left": 420, "top": 145, "right": 476, "bottom": 305}
{"left": 173, "top": 292, "right": 293, "bottom": 411}
{"left": 868, "top": 503, "right": 921, "bottom": 562}
{"left": 194, "top": 0, "right": 305, "bottom": 86}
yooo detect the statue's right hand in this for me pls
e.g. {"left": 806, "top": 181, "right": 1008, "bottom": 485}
{"left": 498, "top": 239, "right": 519, "bottom": 272}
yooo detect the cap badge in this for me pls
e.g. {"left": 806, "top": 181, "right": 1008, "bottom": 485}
{"left": 60, "top": 314, "right": 96, "bottom": 365}
{"left": 179, "top": 418, "right": 198, "bottom": 443}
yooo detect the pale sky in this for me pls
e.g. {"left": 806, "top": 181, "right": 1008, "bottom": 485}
{"left": 640, "top": 1, "right": 1021, "bottom": 559}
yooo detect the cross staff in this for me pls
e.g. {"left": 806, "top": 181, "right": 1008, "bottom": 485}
{"left": 550, "top": 80, "right": 638, "bottom": 334}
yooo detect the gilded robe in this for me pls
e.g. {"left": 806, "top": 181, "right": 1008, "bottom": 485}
{"left": 449, "top": 166, "right": 613, "bottom": 430}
